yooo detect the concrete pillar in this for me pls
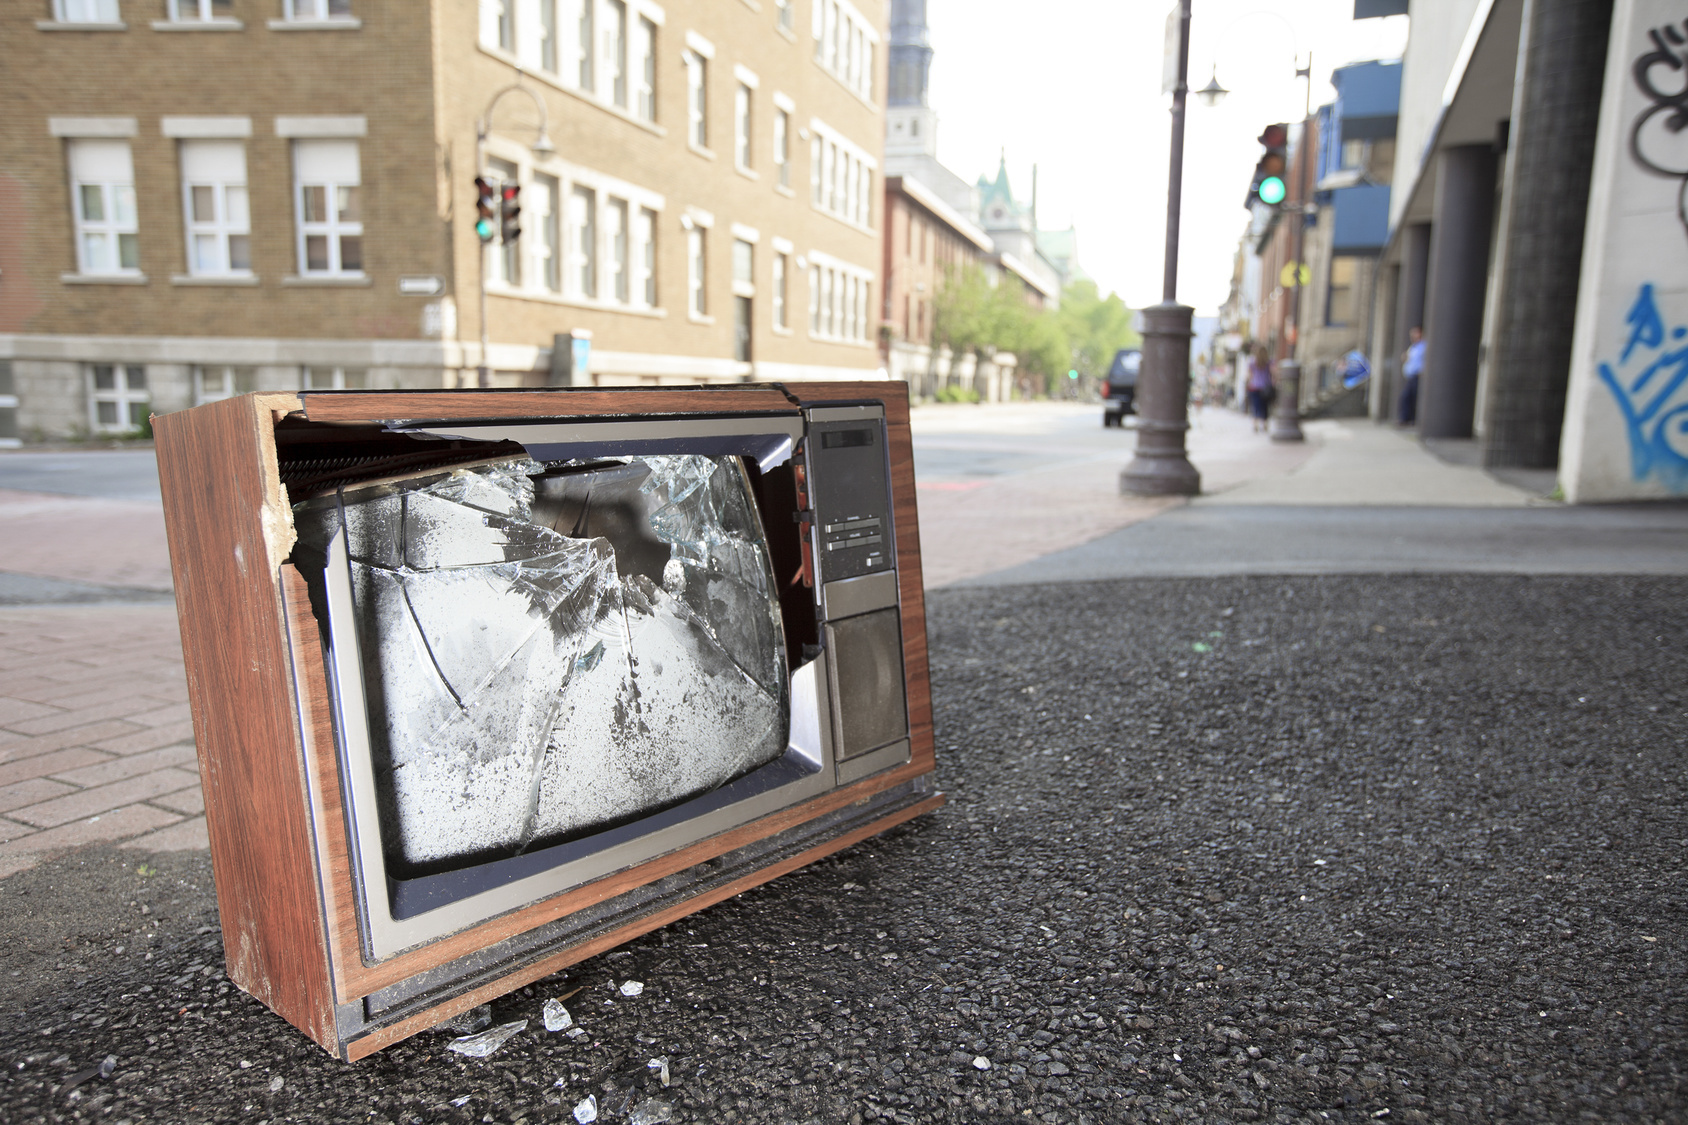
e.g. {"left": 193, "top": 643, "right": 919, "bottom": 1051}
{"left": 1421, "top": 148, "right": 1496, "bottom": 439}
{"left": 1387, "top": 224, "right": 1431, "bottom": 423}
{"left": 1483, "top": 0, "right": 1615, "bottom": 468}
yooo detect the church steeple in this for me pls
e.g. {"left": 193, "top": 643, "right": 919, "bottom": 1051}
{"left": 888, "top": 0, "right": 933, "bottom": 107}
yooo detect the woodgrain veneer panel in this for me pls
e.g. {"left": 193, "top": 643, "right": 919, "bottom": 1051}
{"left": 153, "top": 397, "right": 337, "bottom": 1051}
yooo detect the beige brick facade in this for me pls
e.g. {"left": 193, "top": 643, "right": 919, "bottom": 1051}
{"left": 0, "top": 0, "right": 886, "bottom": 439}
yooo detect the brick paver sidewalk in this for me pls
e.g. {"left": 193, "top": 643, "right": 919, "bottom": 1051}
{"left": 0, "top": 480, "right": 204, "bottom": 877}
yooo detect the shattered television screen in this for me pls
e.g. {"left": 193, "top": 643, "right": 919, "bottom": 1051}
{"left": 294, "top": 454, "right": 790, "bottom": 876}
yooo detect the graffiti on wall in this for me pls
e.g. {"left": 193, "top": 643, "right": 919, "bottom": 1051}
{"left": 1631, "top": 18, "right": 1688, "bottom": 238}
{"left": 1599, "top": 283, "right": 1688, "bottom": 490}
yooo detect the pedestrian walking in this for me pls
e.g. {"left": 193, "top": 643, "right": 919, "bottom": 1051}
{"left": 1399, "top": 326, "right": 1425, "bottom": 427}
{"left": 1246, "top": 346, "right": 1273, "bottom": 433}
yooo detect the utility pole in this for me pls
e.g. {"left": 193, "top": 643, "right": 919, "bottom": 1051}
{"left": 1121, "top": 0, "right": 1201, "bottom": 496}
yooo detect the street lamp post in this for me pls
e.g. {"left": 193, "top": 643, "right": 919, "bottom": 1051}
{"left": 1121, "top": 0, "right": 1201, "bottom": 497}
{"left": 474, "top": 76, "right": 555, "bottom": 388}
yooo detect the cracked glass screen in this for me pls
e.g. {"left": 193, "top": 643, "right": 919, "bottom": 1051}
{"left": 293, "top": 455, "right": 790, "bottom": 875}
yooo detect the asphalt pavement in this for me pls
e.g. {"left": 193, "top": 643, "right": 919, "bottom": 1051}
{"left": 2, "top": 408, "right": 1686, "bottom": 1124}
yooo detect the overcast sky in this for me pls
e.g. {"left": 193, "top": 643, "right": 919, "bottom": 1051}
{"left": 922, "top": 0, "right": 1409, "bottom": 314}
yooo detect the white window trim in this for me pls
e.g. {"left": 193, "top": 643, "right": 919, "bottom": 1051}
{"left": 683, "top": 29, "right": 713, "bottom": 57}
{"left": 181, "top": 152, "right": 253, "bottom": 280}
{"left": 771, "top": 90, "right": 795, "bottom": 113}
{"left": 770, "top": 235, "right": 793, "bottom": 254}
{"left": 733, "top": 63, "right": 759, "bottom": 88}
{"left": 162, "top": 116, "right": 252, "bottom": 139}
{"left": 808, "top": 118, "right": 877, "bottom": 233}
{"left": 49, "top": 117, "right": 137, "bottom": 139}
{"left": 292, "top": 141, "right": 364, "bottom": 278}
{"left": 301, "top": 365, "right": 369, "bottom": 391}
{"left": 804, "top": 249, "right": 873, "bottom": 346}
{"left": 478, "top": 42, "right": 666, "bottom": 137}
{"left": 68, "top": 147, "right": 141, "bottom": 279}
{"left": 808, "top": 118, "right": 876, "bottom": 171}
{"left": 275, "top": 115, "right": 366, "bottom": 138}
{"left": 271, "top": 0, "right": 360, "bottom": 28}
{"left": 730, "top": 223, "right": 759, "bottom": 243}
{"left": 87, "top": 363, "right": 149, "bottom": 434}
{"left": 43, "top": 0, "right": 124, "bottom": 29}
{"left": 481, "top": 138, "right": 667, "bottom": 314}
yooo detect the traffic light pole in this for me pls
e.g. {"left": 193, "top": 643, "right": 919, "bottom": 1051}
{"left": 1122, "top": 0, "right": 1201, "bottom": 496}
{"left": 1270, "top": 56, "right": 1312, "bottom": 443}
{"left": 472, "top": 77, "right": 554, "bottom": 389}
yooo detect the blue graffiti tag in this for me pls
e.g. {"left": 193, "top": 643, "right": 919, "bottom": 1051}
{"left": 1598, "top": 283, "right": 1688, "bottom": 491}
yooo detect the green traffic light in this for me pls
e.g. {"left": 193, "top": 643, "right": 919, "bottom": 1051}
{"left": 475, "top": 218, "right": 496, "bottom": 242}
{"left": 1068, "top": 369, "right": 1078, "bottom": 380}
{"left": 1259, "top": 176, "right": 1287, "bottom": 206}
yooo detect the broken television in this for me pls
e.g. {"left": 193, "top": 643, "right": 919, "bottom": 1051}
{"left": 284, "top": 407, "right": 912, "bottom": 962}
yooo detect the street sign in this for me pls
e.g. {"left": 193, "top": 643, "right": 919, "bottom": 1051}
{"left": 1279, "top": 261, "right": 1311, "bottom": 287}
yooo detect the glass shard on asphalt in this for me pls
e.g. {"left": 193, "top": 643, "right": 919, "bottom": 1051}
{"left": 445, "top": 1019, "right": 528, "bottom": 1058}
{"left": 294, "top": 455, "right": 789, "bottom": 871}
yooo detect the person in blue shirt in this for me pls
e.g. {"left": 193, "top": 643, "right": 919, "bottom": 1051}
{"left": 1399, "top": 326, "right": 1425, "bottom": 427}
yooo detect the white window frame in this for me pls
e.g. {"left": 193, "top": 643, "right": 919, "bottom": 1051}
{"left": 773, "top": 106, "right": 790, "bottom": 189}
{"left": 686, "top": 50, "right": 708, "bottom": 150}
{"left": 607, "top": 0, "right": 628, "bottom": 108}
{"left": 772, "top": 250, "right": 788, "bottom": 330}
{"left": 487, "top": 158, "right": 521, "bottom": 286}
{"left": 55, "top": 0, "right": 120, "bottom": 22}
{"left": 634, "top": 15, "right": 657, "bottom": 121}
{"left": 533, "top": 172, "right": 561, "bottom": 293}
{"left": 775, "top": 0, "right": 792, "bottom": 33}
{"left": 284, "top": 0, "right": 352, "bottom": 20}
{"left": 636, "top": 206, "right": 657, "bottom": 308}
{"left": 89, "top": 364, "right": 148, "bottom": 433}
{"left": 808, "top": 119, "right": 877, "bottom": 230}
{"left": 734, "top": 83, "right": 753, "bottom": 171}
{"left": 606, "top": 196, "right": 629, "bottom": 303}
{"left": 181, "top": 141, "right": 251, "bottom": 278}
{"left": 575, "top": 0, "right": 596, "bottom": 90}
{"left": 192, "top": 364, "right": 256, "bottom": 404}
{"left": 567, "top": 183, "right": 597, "bottom": 299}
{"left": 168, "top": 0, "right": 233, "bottom": 20}
{"left": 687, "top": 227, "right": 706, "bottom": 319}
{"left": 810, "top": 0, "right": 877, "bottom": 102}
{"left": 69, "top": 141, "right": 140, "bottom": 278}
{"left": 293, "top": 140, "right": 364, "bottom": 277}
{"left": 806, "top": 250, "right": 872, "bottom": 344}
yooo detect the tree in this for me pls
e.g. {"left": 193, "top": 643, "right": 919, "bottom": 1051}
{"left": 1058, "top": 279, "right": 1140, "bottom": 380}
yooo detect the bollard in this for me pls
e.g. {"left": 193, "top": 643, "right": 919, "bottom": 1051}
{"left": 1121, "top": 302, "right": 1202, "bottom": 495}
{"left": 1270, "top": 359, "right": 1305, "bottom": 443}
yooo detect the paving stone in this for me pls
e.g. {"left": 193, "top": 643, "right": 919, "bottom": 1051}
{"left": 0, "top": 746, "right": 116, "bottom": 788}
{"left": 7, "top": 767, "right": 201, "bottom": 829}
{"left": 1, "top": 694, "right": 179, "bottom": 737}
{"left": 147, "top": 785, "right": 204, "bottom": 816}
{"left": 88, "top": 719, "right": 198, "bottom": 756}
{"left": 0, "top": 722, "right": 140, "bottom": 766}
{"left": 47, "top": 741, "right": 197, "bottom": 788}
{"left": 0, "top": 777, "right": 77, "bottom": 815}
{"left": 0, "top": 802, "right": 181, "bottom": 858}
{"left": 122, "top": 815, "right": 208, "bottom": 852}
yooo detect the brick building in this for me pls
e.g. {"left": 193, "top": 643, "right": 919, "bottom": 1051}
{"left": 0, "top": 0, "right": 887, "bottom": 441}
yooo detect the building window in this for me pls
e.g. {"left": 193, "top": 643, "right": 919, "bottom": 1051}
{"left": 608, "top": 0, "right": 628, "bottom": 108}
{"left": 181, "top": 141, "right": 250, "bottom": 277}
{"left": 606, "top": 196, "right": 629, "bottom": 303}
{"left": 687, "top": 227, "right": 706, "bottom": 317}
{"left": 1341, "top": 138, "right": 1367, "bottom": 171}
{"left": 567, "top": 185, "right": 596, "bottom": 299}
{"left": 576, "top": 0, "right": 595, "bottom": 90}
{"left": 538, "top": 0, "right": 557, "bottom": 70}
{"left": 169, "top": 0, "right": 233, "bottom": 20}
{"left": 734, "top": 295, "right": 752, "bottom": 361}
{"left": 734, "top": 84, "right": 753, "bottom": 170}
{"left": 90, "top": 365, "right": 148, "bottom": 432}
{"left": 480, "top": 0, "right": 513, "bottom": 50}
{"left": 686, "top": 51, "right": 708, "bottom": 149}
{"left": 303, "top": 366, "right": 367, "bottom": 390}
{"left": 56, "top": 0, "right": 119, "bottom": 21}
{"left": 732, "top": 238, "right": 753, "bottom": 287}
{"left": 634, "top": 16, "right": 657, "bottom": 121}
{"left": 776, "top": 0, "right": 793, "bottom": 32}
{"left": 285, "top": 0, "right": 351, "bottom": 19}
{"left": 533, "top": 173, "right": 560, "bottom": 292}
{"left": 294, "top": 139, "right": 362, "bottom": 275}
{"left": 810, "top": 135, "right": 822, "bottom": 206}
{"left": 772, "top": 251, "right": 787, "bottom": 329}
{"left": 774, "top": 109, "right": 790, "bottom": 189}
{"left": 193, "top": 365, "right": 256, "bottom": 404}
{"left": 636, "top": 206, "right": 656, "bottom": 307}
{"left": 807, "top": 257, "right": 870, "bottom": 342}
{"left": 68, "top": 140, "right": 139, "bottom": 276}
{"left": 812, "top": 0, "right": 874, "bottom": 101}
{"left": 0, "top": 362, "right": 19, "bottom": 448}
{"left": 1327, "top": 255, "right": 1360, "bottom": 326}
{"left": 809, "top": 128, "right": 874, "bottom": 228}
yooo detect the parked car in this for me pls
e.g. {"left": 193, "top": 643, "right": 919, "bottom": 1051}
{"left": 1103, "top": 349, "right": 1141, "bottom": 427}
